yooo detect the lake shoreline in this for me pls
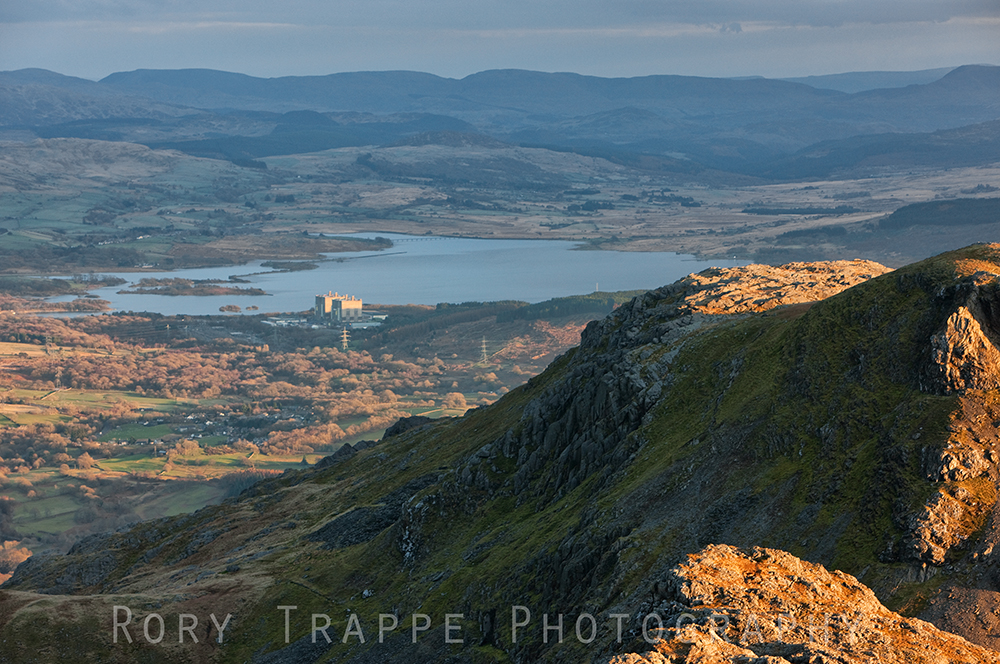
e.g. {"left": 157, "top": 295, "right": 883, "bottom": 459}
{"left": 34, "top": 233, "right": 747, "bottom": 316}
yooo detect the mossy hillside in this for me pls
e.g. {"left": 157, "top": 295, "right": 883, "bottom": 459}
{"left": 210, "top": 246, "right": 1000, "bottom": 661}
{"left": 221, "top": 466, "right": 589, "bottom": 661}
{"left": 0, "top": 593, "right": 186, "bottom": 664}
{"left": 943, "top": 475, "right": 997, "bottom": 555}
{"left": 216, "top": 388, "right": 550, "bottom": 662}
{"left": 885, "top": 572, "right": 949, "bottom": 616}
{"left": 206, "top": 370, "right": 624, "bottom": 660}
{"left": 532, "top": 248, "right": 990, "bottom": 614}
{"left": 254, "top": 252, "right": 981, "bottom": 657}
{"left": 616, "top": 255, "right": 963, "bottom": 570}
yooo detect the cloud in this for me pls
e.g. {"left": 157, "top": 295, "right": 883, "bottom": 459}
{"left": 0, "top": 1, "right": 996, "bottom": 80}
{"left": 3, "top": 0, "right": 998, "bottom": 28}
{"left": 601, "top": 0, "right": 1000, "bottom": 28}
{"left": 120, "top": 20, "right": 301, "bottom": 35}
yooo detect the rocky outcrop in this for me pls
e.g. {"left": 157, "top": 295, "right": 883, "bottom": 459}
{"left": 901, "top": 394, "right": 1000, "bottom": 564}
{"left": 382, "top": 414, "right": 436, "bottom": 439}
{"left": 926, "top": 273, "right": 1000, "bottom": 395}
{"left": 422, "top": 249, "right": 1000, "bottom": 650}
{"left": 671, "top": 260, "right": 891, "bottom": 315}
{"left": 608, "top": 544, "right": 997, "bottom": 664}
{"left": 308, "top": 474, "right": 438, "bottom": 549}
{"left": 467, "top": 260, "right": 892, "bottom": 505}
{"left": 929, "top": 305, "right": 1000, "bottom": 394}
{"left": 314, "top": 441, "right": 357, "bottom": 468}
{"left": 906, "top": 487, "right": 991, "bottom": 564}
{"left": 936, "top": 439, "right": 993, "bottom": 482}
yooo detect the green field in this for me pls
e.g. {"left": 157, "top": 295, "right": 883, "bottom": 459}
{"left": 98, "top": 423, "right": 175, "bottom": 441}
{"left": 132, "top": 483, "right": 228, "bottom": 521}
{"left": 94, "top": 450, "right": 324, "bottom": 479}
{"left": 6, "top": 448, "right": 328, "bottom": 544}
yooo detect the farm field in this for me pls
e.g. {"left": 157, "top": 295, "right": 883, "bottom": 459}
{"left": 0, "top": 298, "right": 602, "bottom": 567}
{"left": 1, "top": 138, "right": 998, "bottom": 282}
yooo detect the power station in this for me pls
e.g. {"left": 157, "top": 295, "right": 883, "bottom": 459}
{"left": 314, "top": 292, "right": 363, "bottom": 323}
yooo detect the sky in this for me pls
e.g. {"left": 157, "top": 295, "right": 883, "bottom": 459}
{"left": 0, "top": 1, "right": 998, "bottom": 81}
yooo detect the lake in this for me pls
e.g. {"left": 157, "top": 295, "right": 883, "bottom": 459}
{"left": 48, "top": 233, "right": 746, "bottom": 316}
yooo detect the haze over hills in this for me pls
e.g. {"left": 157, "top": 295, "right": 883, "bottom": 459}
{"left": 780, "top": 66, "right": 957, "bottom": 93}
{"left": 0, "top": 70, "right": 190, "bottom": 126}
{"left": 2, "top": 65, "right": 998, "bottom": 180}
{"left": 91, "top": 65, "right": 994, "bottom": 132}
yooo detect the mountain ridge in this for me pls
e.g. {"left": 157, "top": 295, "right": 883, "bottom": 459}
{"left": 780, "top": 66, "right": 956, "bottom": 93}
{"left": 6, "top": 247, "right": 1000, "bottom": 661}
{"left": 5, "top": 65, "right": 997, "bottom": 179}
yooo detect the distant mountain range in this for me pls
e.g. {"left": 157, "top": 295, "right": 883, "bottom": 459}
{"left": 1, "top": 65, "right": 998, "bottom": 180}
{"left": 779, "top": 66, "right": 957, "bottom": 93}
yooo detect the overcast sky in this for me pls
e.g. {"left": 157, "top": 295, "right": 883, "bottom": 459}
{"left": 1, "top": 1, "right": 997, "bottom": 81}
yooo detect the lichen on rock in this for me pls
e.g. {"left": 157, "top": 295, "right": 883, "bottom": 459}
{"left": 608, "top": 544, "right": 997, "bottom": 664}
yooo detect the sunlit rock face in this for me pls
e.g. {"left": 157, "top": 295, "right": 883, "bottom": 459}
{"left": 927, "top": 278, "right": 1000, "bottom": 395}
{"left": 608, "top": 544, "right": 997, "bottom": 664}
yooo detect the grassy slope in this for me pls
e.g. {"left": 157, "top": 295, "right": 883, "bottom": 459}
{"left": 231, "top": 245, "right": 990, "bottom": 660}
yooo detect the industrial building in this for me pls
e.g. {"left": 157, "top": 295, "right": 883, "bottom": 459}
{"left": 315, "top": 292, "right": 363, "bottom": 323}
